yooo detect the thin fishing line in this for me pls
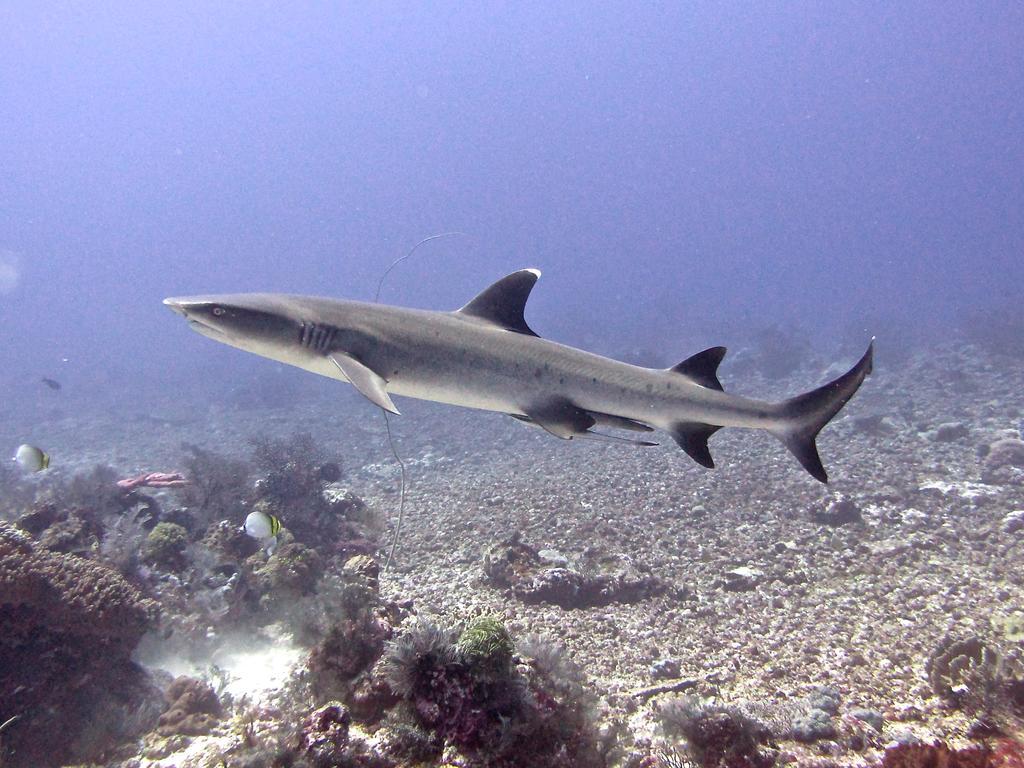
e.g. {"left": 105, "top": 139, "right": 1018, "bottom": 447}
{"left": 382, "top": 411, "right": 405, "bottom": 572}
{"left": 377, "top": 232, "right": 469, "bottom": 572}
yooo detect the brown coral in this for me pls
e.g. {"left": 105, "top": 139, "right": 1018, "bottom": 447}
{"left": 881, "top": 741, "right": 991, "bottom": 768}
{"left": 156, "top": 676, "right": 222, "bottom": 737}
{"left": 982, "top": 438, "right": 1024, "bottom": 484}
{"left": 0, "top": 521, "right": 158, "bottom": 767}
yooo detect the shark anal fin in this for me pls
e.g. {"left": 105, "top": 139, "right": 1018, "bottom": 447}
{"left": 669, "top": 347, "right": 726, "bottom": 391}
{"left": 520, "top": 397, "right": 595, "bottom": 439}
{"left": 456, "top": 269, "right": 541, "bottom": 336}
{"left": 671, "top": 421, "right": 723, "bottom": 468}
{"left": 328, "top": 353, "right": 400, "bottom": 415}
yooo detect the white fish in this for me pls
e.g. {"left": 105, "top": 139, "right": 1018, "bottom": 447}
{"left": 243, "top": 510, "right": 281, "bottom": 555}
{"left": 13, "top": 444, "right": 49, "bottom": 473}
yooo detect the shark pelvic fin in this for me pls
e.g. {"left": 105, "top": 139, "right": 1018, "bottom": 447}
{"left": 576, "top": 431, "right": 659, "bottom": 447}
{"left": 669, "top": 346, "right": 727, "bottom": 391}
{"left": 329, "top": 353, "right": 400, "bottom": 414}
{"left": 456, "top": 269, "right": 541, "bottom": 336}
{"left": 586, "top": 410, "right": 655, "bottom": 432}
{"left": 670, "top": 421, "right": 723, "bottom": 468}
{"left": 517, "top": 397, "right": 595, "bottom": 439}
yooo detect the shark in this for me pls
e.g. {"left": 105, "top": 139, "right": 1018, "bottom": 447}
{"left": 164, "top": 269, "right": 872, "bottom": 482}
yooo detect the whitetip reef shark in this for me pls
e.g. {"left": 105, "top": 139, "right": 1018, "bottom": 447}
{"left": 165, "top": 269, "right": 872, "bottom": 482}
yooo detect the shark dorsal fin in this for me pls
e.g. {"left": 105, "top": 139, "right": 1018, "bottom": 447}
{"left": 456, "top": 269, "right": 541, "bottom": 336}
{"left": 669, "top": 346, "right": 727, "bottom": 391}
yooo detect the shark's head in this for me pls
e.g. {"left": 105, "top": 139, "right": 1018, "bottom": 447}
{"left": 163, "top": 294, "right": 300, "bottom": 357}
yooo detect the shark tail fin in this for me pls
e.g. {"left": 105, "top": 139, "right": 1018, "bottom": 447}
{"left": 770, "top": 340, "right": 874, "bottom": 483}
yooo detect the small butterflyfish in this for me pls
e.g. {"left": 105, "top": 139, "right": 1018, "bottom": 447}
{"left": 243, "top": 510, "right": 281, "bottom": 555}
{"left": 13, "top": 444, "right": 50, "bottom": 472}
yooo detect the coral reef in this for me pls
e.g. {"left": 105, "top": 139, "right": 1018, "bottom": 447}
{"left": 299, "top": 701, "right": 352, "bottom": 766}
{"left": 658, "top": 695, "right": 776, "bottom": 768}
{"left": 178, "top": 441, "right": 251, "bottom": 531}
{"left": 483, "top": 533, "right": 667, "bottom": 608}
{"left": 789, "top": 686, "right": 841, "bottom": 743}
{"left": 880, "top": 740, "right": 991, "bottom": 768}
{"left": 925, "top": 636, "right": 1023, "bottom": 732}
{"left": 14, "top": 465, "right": 154, "bottom": 558}
{"left": 381, "top": 619, "right": 603, "bottom": 767}
{"left": 982, "top": 438, "right": 1024, "bottom": 485}
{"left": 0, "top": 521, "right": 159, "bottom": 767}
{"left": 297, "top": 701, "right": 394, "bottom": 768}
{"left": 242, "top": 434, "right": 381, "bottom": 559}
{"left": 307, "top": 578, "right": 393, "bottom": 704}
{"left": 156, "top": 676, "right": 223, "bottom": 737}
{"left": 810, "top": 498, "right": 862, "bottom": 527}
{"left": 142, "top": 521, "right": 190, "bottom": 570}
{"left": 456, "top": 615, "right": 515, "bottom": 672}
{"left": 253, "top": 541, "right": 324, "bottom": 598}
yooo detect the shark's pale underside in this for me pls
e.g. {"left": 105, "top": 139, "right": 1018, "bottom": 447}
{"left": 165, "top": 269, "right": 872, "bottom": 482}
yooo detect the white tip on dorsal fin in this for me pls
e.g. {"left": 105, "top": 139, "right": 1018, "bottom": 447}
{"left": 455, "top": 269, "right": 541, "bottom": 336}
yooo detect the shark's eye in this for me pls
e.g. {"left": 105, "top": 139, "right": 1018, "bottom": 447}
{"left": 212, "top": 306, "right": 226, "bottom": 317}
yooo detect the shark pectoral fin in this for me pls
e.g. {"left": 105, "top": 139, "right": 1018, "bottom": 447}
{"left": 455, "top": 269, "right": 541, "bottom": 336}
{"left": 670, "top": 421, "right": 723, "bottom": 468}
{"left": 521, "top": 397, "right": 595, "bottom": 439}
{"left": 669, "top": 347, "right": 727, "bottom": 391}
{"left": 328, "top": 353, "right": 400, "bottom": 415}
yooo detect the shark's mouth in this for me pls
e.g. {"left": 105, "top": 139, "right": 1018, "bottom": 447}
{"left": 187, "top": 319, "right": 225, "bottom": 338}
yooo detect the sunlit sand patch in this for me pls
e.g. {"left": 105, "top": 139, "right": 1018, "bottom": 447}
{"left": 918, "top": 478, "right": 1000, "bottom": 499}
{"left": 138, "top": 623, "right": 305, "bottom": 704}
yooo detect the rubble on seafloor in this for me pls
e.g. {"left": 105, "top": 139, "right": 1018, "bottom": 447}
{"left": 0, "top": 343, "right": 1022, "bottom": 766}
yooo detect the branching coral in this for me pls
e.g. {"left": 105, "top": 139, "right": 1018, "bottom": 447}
{"left": 98, "top": 499, "right": 152, "bottom": 579}
{"left": 178, "top": 442, "right": 251, "bottom": 530}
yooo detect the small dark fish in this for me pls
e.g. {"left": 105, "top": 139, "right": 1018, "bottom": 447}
{"left": 40, "top": 377, "right": 61, "bottom": 391}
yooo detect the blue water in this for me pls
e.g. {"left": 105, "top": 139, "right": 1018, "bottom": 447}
{"left": 1, "top": 3, "right": 1021, "bottom": 409}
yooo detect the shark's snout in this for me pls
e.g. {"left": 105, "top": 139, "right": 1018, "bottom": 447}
{"left": 163, "top": 297, "right": 188, "bottom": 316}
